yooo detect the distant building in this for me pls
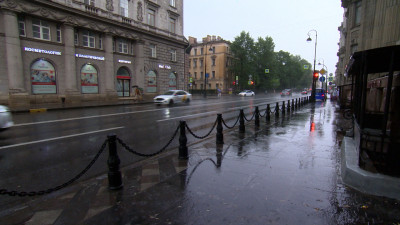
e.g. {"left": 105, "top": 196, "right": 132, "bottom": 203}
{"left": 0, "top": 0, "right": 188, "bottom": 109}
{"left": 188, "top": 35, "right": 234, "bottom": 93}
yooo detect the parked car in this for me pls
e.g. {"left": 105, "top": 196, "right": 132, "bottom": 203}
{"left": 238, "top": 90, "right": 255, "bottom": 97}
{"left": 154, "top": 90, "right": 192, "bottom": 105}
{"left": 301, "top": 89, "right": 308, "bottom": 95}
{"left": 0, "top": 105, "right": 14, "bottom": 132}
{"left": 280, "top": 89, "right": 292, "bottom": 97}
{"left": 315, "top": 88, "right": 326, "bottom": 101}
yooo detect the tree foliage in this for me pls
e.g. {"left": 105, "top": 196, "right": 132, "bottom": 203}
{"left": 229, "top": 31, "right": 313, "bottom": 92}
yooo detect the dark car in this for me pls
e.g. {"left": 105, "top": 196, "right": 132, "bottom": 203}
{"left": 280, "top": 89, "right": 292, "bottom": 97}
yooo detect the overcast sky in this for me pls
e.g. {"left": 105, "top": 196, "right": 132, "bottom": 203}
{"left": 184, "top": 0, "right": 344, "bottom": 75}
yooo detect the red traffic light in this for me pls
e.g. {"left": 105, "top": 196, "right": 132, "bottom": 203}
{"left": 233, "top": 81, "right": 236, "bottom": 85}
{"left": 251, "top": 81, "right": 254, "bottom": 85}
{"left": 313, "top": 71, "right": 319, "bottom": 78}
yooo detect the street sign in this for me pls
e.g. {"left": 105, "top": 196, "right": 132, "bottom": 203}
{"left": 329, "top": 73, "right": 333, "bottom": 76}
{"left": 319, "top": 76, "right": 325, "bottom": 82}
{"left": 205, "top": 73, "right": 209, "bottom": 78}
{"left": 265, "top": 69, "right": 270, "bottom": 74}
{"left": 304, "top": 65, "right": 309, "bottom": 69}
{"left": 328, "top": 77, "right": 333, "bottom": 82}
{"left": 320, "top": 68, "right": 326, "bottom": 75}
{"left": 189, "top": 77, "right": 193, "bottom": 83}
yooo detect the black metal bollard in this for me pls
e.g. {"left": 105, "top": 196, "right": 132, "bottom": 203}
{"left": 179, "top": 121, "right": 188, "bottom": 159}
{"left": 255, "top": 106, "right": 260, "bottom": 127}
{"left": 216, "top": 114, "right": 224, "bottom": 144}
{"left": 291, "top": 99, "right": 294, "bottom": 110}
{"left": 282, "top": 101, "right": 286, "bottom": 115}
{"left": 275, "top": 102, "right": 280, "bottom": 118}
{"left": 266, "top": 104, "right": 271, "bottom": 122}
{"left": 287, "top": 100, "right": 290, "bottom": 113}
{"left": 295, "top": 99, "right": 298, "bottom": 110}
{"left": 107, "top": 134, "right": 123, "bottom": 190}
{"left": 239, "top": 109, "right": 245, "bottom": 133}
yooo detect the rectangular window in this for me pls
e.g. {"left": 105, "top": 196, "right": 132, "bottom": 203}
{"left": 194, "top": 49, "right": 197, "bottom": 56}
{"left": 170, "top": 49, "right": 176, "bottom": 61}
{"left": 212, "top": 46, "right": 216, "bottom": 53}
{"left": 201, "top": 72, "right": 203, "bottom": 79}
{"left": 18, "top": 16, "right": 26, "bottom": 36}
{"left": 200, "top": 59, "right": 203, "bottom": 67}
{"left": 200, "top": 48, "right": 204, "bottom": 55}
{"left": 212, "top": 58, "right": 216, "bottom": 66}
{"left": 355, "top": 1, "right": 362, "bottom": 26}
{"left": 98, "top": 34, "right": 103, "bottom": 49}
{"left": 84, "top": 0, "right": 95, "bottom": 6}
{"left": 56, "top": 25, "right": 62, "bottom": 43}
{"left": 32, "top": 19, "right": 50, "bottom": 40}
{"left": 150, "top": 44, "right": 156, "bottom": 58}
{"left": 169, "top": 17, "right": 176, "bottom": 33}
{"left": 188, "top": 60, "right": 191, "bottom": 67}
{"left": 74, "top": 29, "right": 79, "bottom": 45}
{"left": 194, "top": 72, "right": 197, "bottom": 79}
{"left": 82, "top": 30, "right": 95, "bottom": 48}
{"left": 193, "top": 59, "right": 197, "bottom": 68}
{"left": 212, "top": 71, "right": 215, "bottom": 78}
{"left": 170, "top": 0, "right": 176, "bottom": 7}
{"left": 147, "top": 8, "right": 155, "bottom": 26}
{"left": 118, "top": 39, "right": 128, "bottom": 53}
{"left": 120, "top": 0, "right": 129, "bottom": 17}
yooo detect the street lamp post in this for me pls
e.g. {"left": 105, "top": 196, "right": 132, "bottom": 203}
{"left": 307, "top": 29, "right": 317, "bottom": 102}
{"left": 203, "top": 43, "right": 213, "bottom": 98}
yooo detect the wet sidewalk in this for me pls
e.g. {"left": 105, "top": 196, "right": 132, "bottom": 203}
{"left": 1, "top": 100, "right": 400, "bottom": 224}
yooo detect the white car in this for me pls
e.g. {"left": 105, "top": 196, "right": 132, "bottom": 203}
{"left": 238, "top": 90, "right": 255, "bottom": 97}
{"left": 0, "top": 105, "right": 14, "bottom": 132}
{"left": 154, "top": 90, "right": 192, "bottom": 105}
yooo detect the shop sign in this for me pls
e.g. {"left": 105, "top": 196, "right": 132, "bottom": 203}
{"left": 118, "top": 60, "right": 131, "bottom": 64}
{"left": 75, "top": 54, "right": 105, "bottom": 61}
{"left": 24, "top": 47, "right": 61, "bottom": 56}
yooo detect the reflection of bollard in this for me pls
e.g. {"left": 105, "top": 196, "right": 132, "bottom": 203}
{"left": 239, "top": 109, "right": 245, "bottom": 133}
{"left": 255, "top": 106, "right": 260, "bottom": 127}
{"left": 266, "top": 104, "right": 271, "bottom": 122}
{"left": 216, "top": 114, "right": 224, "bottom": 144}
{"left": 216, "top": 145, "right": 223, "bottom": 168}
{"left": 275, "top": 102, "right": 280, "bottom": 118}
{"left": 179, "top": 121, "right": 188, "bottom": 159}
{"left": 282, "top": 101, "right": 286, "bottom": 115}
{"left": 107, "top": 134, "right": 123, "bottom": 190}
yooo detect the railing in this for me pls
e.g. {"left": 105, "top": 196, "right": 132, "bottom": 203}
{"left": 0, "top": 96, "right": 310, "bottom": 196}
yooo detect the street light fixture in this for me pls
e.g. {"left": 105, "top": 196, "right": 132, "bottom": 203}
{"left": 307, "top": 29, "right": 317, "bottom": 102}
{"left": 203, "top": 43, "right": 213, "bottom": 98}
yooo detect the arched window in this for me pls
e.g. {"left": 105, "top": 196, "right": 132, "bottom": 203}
{"left": 81, "top": 64, "right": 98, "bottom": 93}
{"left": 169, "top": 71, "right": 177, "bottom": 90}
{"left": 146, "top": 70, "right": 157, "bottom": 93}
{"left": 31, "top": 59, "right": 57, "bottom": 94}
{"left": 116, "top": 67, "right": 131, "bottom": 97}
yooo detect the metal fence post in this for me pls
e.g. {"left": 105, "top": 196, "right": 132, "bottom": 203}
{"left": 266, "top": 104, "right": 271, "bottom": 122}
{"left": 216, "top": 114, "right": 224, "bottom": 144}
{"left": 107, "top": 134, "right": 123, "bottom": 190}
{"left": 239, "top": 109, "right": 245, "bottom": 133}
{"left": 282, "top": 101, "right": 286, "bottom": 115}
{"left": 255, "top": 106, "right": 260, "bottom": 127}
{"left": 287, "top": 100, "right": 291, "bottom": 113}
{"left": 275, "top": 102, "right": 280, "bottom": 118}
{"left": 179, "top": 121, "right": 188, "bottom": 159}
{"left": 291, "top": 99, "right": 294, "bottom": 111}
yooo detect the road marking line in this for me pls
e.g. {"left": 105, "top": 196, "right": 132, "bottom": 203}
{"left": 0, "top": 127, "right": 124, "bottom": 149}
{"left": 157, "top": 111, "right": 218, "bottom": 122}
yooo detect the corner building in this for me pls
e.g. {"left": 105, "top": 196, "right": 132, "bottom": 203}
{"left": 0, "top": 0, "right": 187, "bottom": 109}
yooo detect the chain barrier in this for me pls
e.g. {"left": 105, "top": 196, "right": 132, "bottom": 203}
{"left": 244, "top": 111, "right": 256, "bottom": 121}
{"left": 0, "top": 140, "right": 108, "bottom": 197}
{"left": 259, "top": 108, "right": 267, "bottom": 117}
{"left": 185, "top": 118, "right": 218, "bottom": 139}
{"left": 117, "top": 124, "right": 180, "bottom": 157}
{"left": 222, "top": 115, "right": 240, "bottom": 129}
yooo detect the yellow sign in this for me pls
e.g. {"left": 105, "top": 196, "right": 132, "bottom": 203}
{"left": 320, "top": 68, "right": 326, "bottom": 75}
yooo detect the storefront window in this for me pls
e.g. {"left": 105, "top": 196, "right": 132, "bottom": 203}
{"left": 31, "top": 59, "right": 56, "bottom": 94}
{"left": 116, "top": 67, "right": 131, "bottom": 97}
{"left": 81, "top": 64, "right": 99, "bottom": 93}
{"left": 169, "top": 72, "right": 177, "bottom": 89}
{"left": 146, "top": 70, "right": 157, "bottom": 93}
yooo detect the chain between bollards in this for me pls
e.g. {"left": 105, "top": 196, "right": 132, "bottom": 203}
{"left": 107, "top": 134, "right": 123, "bottom": 190}
{"left": 216, "top": 114, "right": 224, "bottom": 144}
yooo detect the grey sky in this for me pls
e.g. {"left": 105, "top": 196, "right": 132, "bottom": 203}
{"left": 184, "top": 0, "right": 344, "bottom": 75}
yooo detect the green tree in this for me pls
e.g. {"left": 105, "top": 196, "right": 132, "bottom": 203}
{"left": 254, "top": 36, "right": 276, "bottom": 90}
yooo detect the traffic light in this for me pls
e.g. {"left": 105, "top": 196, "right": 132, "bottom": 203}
{"left": 250, "top": 81, "right": 254, "bottom": 85}
{"left": 233, "top": 81, "right": 236, "bottom": 85}
{"left": 313, "top": 71, "right": 319, "bottom": 78}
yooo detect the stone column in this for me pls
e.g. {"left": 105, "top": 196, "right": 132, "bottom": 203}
{"left": 3, "top": 10, "right": 24, "bottom": 93}
{"left": 104, "top": 33, "right": 117, "bottom": 101}
{"left": 63, "top": 24, "right": 78, "bottom": 94}
{"left": 134, "top": 40, "right": 145, "bottom": 90}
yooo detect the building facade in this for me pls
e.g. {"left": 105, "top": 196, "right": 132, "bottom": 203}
{"left": 188, "top": 35, "right": 234, "bottom": 93}
{"left": 0, "top": 0, "right": 187, "bottom": 109}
